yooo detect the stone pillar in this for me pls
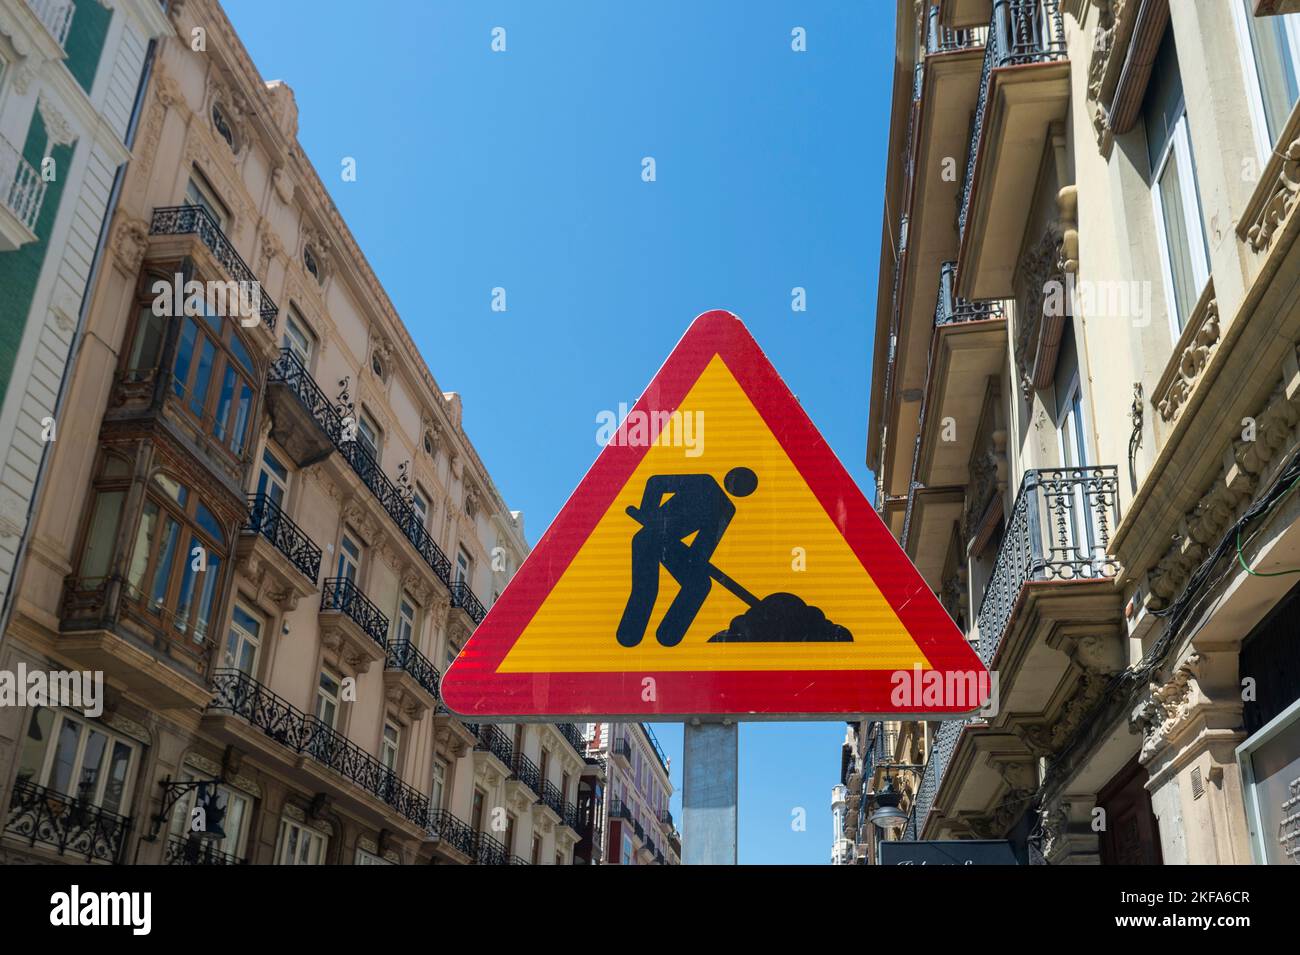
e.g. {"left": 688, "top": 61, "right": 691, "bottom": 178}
{"left": 1130, "top": 646, "right": 1252, "bottom": 864}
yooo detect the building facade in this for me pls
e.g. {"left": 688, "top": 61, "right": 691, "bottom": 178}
{"left": 0, "top": 0, "right": 591, "bottom": 865}
{"left": 583, "top": 722, "right": 679, "bottom": 864}
{"left": 0, "top": 0, "right": 171, "bottom": 634}
{"left": 859, "top": 0, "right": 1300, "bottom": 865}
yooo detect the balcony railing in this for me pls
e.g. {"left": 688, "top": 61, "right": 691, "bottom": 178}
{"left": 612, "top": 736, "right": 632, "bottom": 763}
{"left": 927, "top": 13, "right": 987, "bottom": 55}
{"left": 610, "top": 798, "right": 633, "bottom": 822}
{"left": 427, "top": 809, "right": 475, "bottom": 857}
{"left": 208, "top": 669, "right": 431, "bottom": 829}
{"left": 467, "top": 722, "right": 513, "bottom": 767}
{"left": 164, "top": 833, "right": 243, "bottom": 865}
{"left": 268, "top": 347, "right": 343, "bottom": 443}
{"left": 541, "top": 780, "right": 565, "bottom": 819}
{"left": 321, "top": 577, "right": 389, "bottom": 650}
{"left": 472, "top": 830, "right": 510, "bottom": 866}
{"left": 1, "top": 134, "right": 47, "bottom": 235}
{"left": 658, "top": 808, "right": 673, "bottom": 828}
{"left": 958, "top": 0, "right": 1066, "bottom": 244}
{"left": 510, "top": 855, "right": 531, "bottom": 865}
{"left": 511, "top": 751, "right": 542, "bottom": 796}
{"left": 450, "top": 579, "right": 487, "bottom": 624}
{"left": 4, "top": 778, "right": 130, "bottom": 863}
{"left": 149, "top": 206, "right": 278, "bottom": 331}
{"left": 935, "top": 260, "right": 1005, "bottom": 326}
{"left": 556, "top": 722, "right": 586, "bottom": 756}
{"left": 385, "top": 640, "right": 441, "bottom": 702}
{"left": 244, "top": 492, "right": 322, "bottom": 584}
{"left": 902, "top": 718, "right": 968, "bottom": 841}
{"left": 644, "top": 724, "right": 670, "bottom": 775}
{"left": 975, "top": 466, "right": 1120, "bottom": 667}
{"left": 633, "top": 818, "right": 645, "bottom": 841}
{"left": 563, "top": 802, "right": 580, "bottom": 831}
{"left": 25, "top": 0, "right": 75, "bottom": 47}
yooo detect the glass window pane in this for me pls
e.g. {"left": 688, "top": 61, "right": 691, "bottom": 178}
{"left": 16, "top": 707, "right": 53, "bottom": 785}
{"left": 173, "top": 319, "right": 198, "bottom": 399}
{"left": 194, "top": 554, "right": 221, "bottom": 642}
{"left": 128, "top": 501, "right": 160, "bottom": 595}
{"left": 213, "top": 364, "right": 236, "bottom": 442}
{"left": 50, "top": 718, "right": 82, "bottom": 796}
{"left": 77, "top": 730, "right": 108, "bottom": 802}
{"left": 228, "top": 330, "right": 253, "bottom": 375}
{"left": 195, "top": 502, "right": 223, "bottom": 544}
{"left": 128, "top": 309, "right": 165, "bottom": 373}
{"left": 1245, "top": 2, "right": 1300, "bottom": 143}
{"left": 1144, "top": 29, "right": 1185, "bottom": 172}
{"left": 150, "top": 516, "right": 181, "bottom": 610}
{"left": 231, "top": 383, "right": 253, "bottom": 456}
{"left": 1158, "top": 156, "right": 1198, "bottom": 328}
{"left": 189, "top": 339, "right": 216, "bottom": 418}
{"left": 100, "top": 741, "right": 132, "bottom": 815}
{"left": 82, "top": 491, "right": 124, "bottom": 580}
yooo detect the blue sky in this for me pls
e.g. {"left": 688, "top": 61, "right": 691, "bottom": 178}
{"left": 224, "top": 0, "right": 890, "bottom": 864}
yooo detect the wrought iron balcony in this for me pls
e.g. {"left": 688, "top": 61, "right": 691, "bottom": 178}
{"left": 25, "top": 0, "right": 75, "bottom": 47}
{"left": 511, "top": 750, "right": 542, "bottom": 796}
{"left": 633, "top": 818, "right": 645, "bottom": 841}
{"left": 468, "top": 722, "right": 513, "bottom": 767}
{"left": 563, "top": 801, "right": 580, "bottom": 831}
{"left": 321, "top": 577, "right": 389, "bottom": 650}
{"left": 654, "top": 850, "right": 666, "bottom": 865}
{"left": 925, "top": 3, "right": 987, "bottom": 55}
{"left": 164, "top": 833, "right": 243, "bottom": 865}
{"left": 385, "top": 640, "right": 441, "bottom": 702}
{"left": 244, "top": 492, "right": 322, "bottom": 584}
{"left": 957, "top": 0, "right": 1066, "bottom": 244}
{"left": 610, "top": 798, "right": 633, "bottom": 822}
{"left": 975, "top": 466, "right": 1120, "bottom": 667}
{"left": 902, "top": 718, "right": 967, "bottom": 841}
{"left": 450, "top": 580, "right": 487, "bottom": 624}
{"left": 4, "top": 778, "right": 130, "bottom": 863}
{"left": 339, "top": 438, "right": 454, "bottom": 586}
{"left": 427, "top": 808, "right": 475, "bottom": 857}
{"left": 0, "top": 133, "right": 47, "bottom": 241}
{"left": 935, "top": 260, "right": 1004, "bottom": 326}
{"left": 556, "top": 722, "right": 586, "bottom": 756}
{"left": 644, "top": 724, "right": 669, "bottom": 774}
{"left": 149, "top": 206, "right": 278, "bottom": 331}
{"left": 208, "top": 669, "right": 431, "bottom": 830}
{"left": 541, "top": 780, "right": 565, "bottom": 819}
{"left": 472, "top": 830, "right": 510, "bottom": 866}
{"left": 658, "top": 808, "right": 673, "bottom": 828}
{"left": 612, "top": 736, "right": 632, "bottom": 763}
{"left": 510, "top": 854, "right": 531, "bottom": 865}
{"left": 266, "top": 348, "right": 342, "bottom": 464}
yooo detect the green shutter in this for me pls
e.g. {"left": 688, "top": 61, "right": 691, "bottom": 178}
{"left": 0, "top": 107, "right": 75, "bottom": 407}
{"left": 63, "top": 0, "right": 113, "bottom": 94}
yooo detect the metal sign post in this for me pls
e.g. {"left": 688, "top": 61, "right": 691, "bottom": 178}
{"left": 682, "top": 720, "right": 737, "bottom": 865}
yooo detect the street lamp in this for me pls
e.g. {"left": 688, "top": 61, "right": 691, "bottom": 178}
{"left": 868, "top": 775, "right": 909, "bottom": 832}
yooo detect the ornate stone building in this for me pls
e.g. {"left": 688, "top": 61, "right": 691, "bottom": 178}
{"left": 0, "top": 0, "right": 596, "bottom": 865}
{"left": 856, "top": 0, "right": 1300, "bottom": 866}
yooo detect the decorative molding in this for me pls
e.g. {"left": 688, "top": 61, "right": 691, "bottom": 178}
{"left": 109, "top": 215, "right": 150, "bottom": 275}
{"left": 1241, "top": 123, "right": 1300, "bottom": 255}
{"left": 1153, "top": 285, "right": 1220, "bottom": 424}
{"left": 37, "top": 95, "right": 76, "bottom": 147}
{"left": 1130, "top": 651, "right": 1203, "bottom": 764}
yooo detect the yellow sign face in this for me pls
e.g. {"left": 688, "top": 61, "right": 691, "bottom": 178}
{"left": 499, "top": 356, "right": 931, "bottom": 673}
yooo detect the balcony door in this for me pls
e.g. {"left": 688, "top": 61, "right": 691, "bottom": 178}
{"left": 256, "top": 448, "right": 289, "bottom": 508}
{"left": 1054, "top": 369, "right": 1102, "bottom": 568}
{"left": 336, "top": 532, "right": 361, "bottom": 582}
{"left": 221, "top": 604, "right": 261, "bottom": 677}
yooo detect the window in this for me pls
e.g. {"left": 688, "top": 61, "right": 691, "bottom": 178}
{"left": 394, "top": 595, "right": 416, "bottom": 646}
{"left": 1234, "top": 1, "right": 1300, "bottom": 157}
{"left": 276, "top": 817, "right": 328, "bottom": 865}
{"left": 539, "top": 748, "right": 550, "bottom": 789}
{"left": 212, "top": 103, "right": 236, "bottom": 150}
{"left": 456, "top": 548, "right": 472, "bottom": 586}
{"left": 336, "top": 532, "right": 361, "bottom": 582}
{"left": 382, "top": 721, "right": 400, "bottom": 773}
{"left": 168, "top": 306, "right": 257, "bottom": 458}
{"left": 16, "top": 708, "right": 137, "bottom": 814}
{"left": 562, "top": 771, "right": 571, "bottom": 803}
{"left": 505, "top": 812, "right": 517, "bottom": 854}
{"left": 316, "top": 671, "right": 341, "bottom": 729}
{"left": 471, "top": 787, "right": 486, "bottom": 832}
{"left": 167, "top": 772, "right": 252, "bottom": 860}
{"left": 531, "top": 834, "right": 542, "bottom": 865}
{"left": 555, "top": 852, "right": 563, "bottom": 866}
{"left": 413, "top": 486, "right": 431, "bottom": 530}
{"left": 79, "top": 454, "right": 130, "bottom": 582}
{"left": 356, "top": 413, "right": 381, "bottom": 463}
{"left": 185, "top": 173, "right": 229, "bottom": 229}
{"left": 222, "top": 605, "right": 261, "bottom": 677}
{"left": 622, "top": 834, "right": 634, "bottom": 865}
{"left": 304, "top": 245, "right": 321, "bottom": 282}
{"left": 431, "top": 758, "right": 448, "bottom": 810}
{"left": 256, "top": 448, "right": 289, "bottom": 507}
{"left": 444, "top": 638, "right": 462, "bottom": 672}
{"left": 355, "top": 848, "right": 394, "bottom": 865}
{"left": 119, "top": 472, "right": 226, "bottom": 644}
{"left": 284, "top": 308, "right": 314, "bottom": 367}
{"left": 1144, "top": 28, "right": 1209, "bottom": 334}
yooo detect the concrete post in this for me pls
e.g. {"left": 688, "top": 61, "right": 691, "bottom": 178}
{"left": 683, "top": 720, "right": 738, "bottom": 864}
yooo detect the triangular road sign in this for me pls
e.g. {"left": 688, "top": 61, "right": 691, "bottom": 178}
{"left": 441, "top": 310, "right": 987, "bottom": 720}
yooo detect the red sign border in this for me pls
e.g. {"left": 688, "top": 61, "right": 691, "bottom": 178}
{"left": 440, "top": 310, "right": 986, "bottom": 720}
